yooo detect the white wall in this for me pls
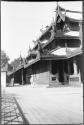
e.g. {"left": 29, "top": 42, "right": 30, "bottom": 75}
{"left": 1, "top": 71, "right": 6, "bottom": 88}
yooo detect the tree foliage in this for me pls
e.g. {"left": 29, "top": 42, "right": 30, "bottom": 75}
{"left": 10, "top": 57, "right": 25, "bottom": 71}
{"left": 10, "top": 58, "right": 21, "bottom": 70}
{"left": 7, "top": 63, "right": 13, "bottom": 72}
{"left": 1, "top": 50, "right": 10, "bottom": 68}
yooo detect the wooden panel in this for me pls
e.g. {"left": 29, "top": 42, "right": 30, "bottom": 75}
{"left": 25, "top": 68, "right": 32, "bottom": 84}
{"left": 32, "top": 61, "right": 49, "bottom": 85}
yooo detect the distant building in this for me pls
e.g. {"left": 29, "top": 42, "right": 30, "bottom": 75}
{"left": 8, "top": 5, "right": 83, "bottom": 87}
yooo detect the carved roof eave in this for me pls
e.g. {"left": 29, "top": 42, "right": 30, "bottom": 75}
{"left": 39, "top": 15, "right": 82, "bottom": 42}
{"left": 41, "top": 48, "right": 82, "bottom": 60}
{"left": 24, "top": 48, "right": 82, "bottom": 69}
{"left": 15, "top": 64, "right": 24, "bottom": 71}
{"left": 26, "top": 51, "right": 37, "bottom": 60}
{"left": 56, "top": 5, "right": 82, "bottom": 23}
{"left": 54, "top": 35, "right": 79, "bottom": 39}
{"left": 26, "top": 53, "right": 31, "bottom": 59}
{"left": 33, "top": 17, "right": 82, "bottom": 50}
{"left": 65, "top": 15, "right": 82, "bottom": 23}
{"left": 7, "top": 71, "right": 14, "bottom": 76}
{"left": 8, "top": 64, "right": 24, "bottom": 76}
{"left": 8, "top": 58, "right": 41, "bottom": 75}
{"left": 24, "top": 58, "right": 40, "bottom": 69}
{"left": 66, "top": 48, "right": 82, "bottom": 58}
{"left": 33, "top": 23, "right": 53, "bottom": 50}
{"left": 42, "top": 34, "right": 80, "bottom": 49}
{"left": 38, "top": 23, "right": 53, "bottom": 41}
{"left": 8, "top": 49, "right": 82, "bottom": 76}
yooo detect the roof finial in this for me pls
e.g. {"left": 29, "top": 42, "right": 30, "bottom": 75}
{"left": 19, "top": 51, "right": 23, "bottom": 64}
{"left": 56, "top": 1, "right": 59, "bottom": 11}
{"left": 57, "top": 1, "right": 58, "bottom": 7}
{"left": 29, "top": 44, "right": 31, "bottom": 51}
{"left": 20, "top": 51, "right": 21, "bottom": 58}
{"left": 65, "top": 9, "right": 66, "bottom": 16}
{"left": 28, "top": 44, "right": 31, "bottom": 55}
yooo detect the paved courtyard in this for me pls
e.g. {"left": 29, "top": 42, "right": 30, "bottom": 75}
{"left": 1, "top": 93, "right": 29, "bottom": 125}
{"left": 3, "top": 85, "right": 83, "bottom": 124}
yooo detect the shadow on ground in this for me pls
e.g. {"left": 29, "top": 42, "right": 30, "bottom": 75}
{"left": 1, "top": 93, "right": 29, "bottom": 125}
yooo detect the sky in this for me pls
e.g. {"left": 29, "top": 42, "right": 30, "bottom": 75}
{"left": 1, "top": 1, "right": 82, "bottom": 63}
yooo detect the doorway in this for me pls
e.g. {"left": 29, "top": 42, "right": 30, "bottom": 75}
{"left": 58, "top": 61, "right": 64, "bottom": 83}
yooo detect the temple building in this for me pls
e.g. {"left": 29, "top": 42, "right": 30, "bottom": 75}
{"left": 7, "top": 4, "right": 83, "bottom": 87}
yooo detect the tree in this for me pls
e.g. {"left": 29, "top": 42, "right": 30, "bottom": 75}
{"left": 1, "top": 50, "right": 10, "bottom": 69}
{"left": 10, "top": 58, "right": 21, "bottom": 70}
{"left": 10, "top": 56, "right": 25, "bottom": 71}
{"left": 7, "top": 63, "right": 13, "bottom": 72}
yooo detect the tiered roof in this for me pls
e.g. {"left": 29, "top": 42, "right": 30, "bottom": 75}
{"left": 8, "top": 4, "right": 82, "bottom": 76}
{"left": 25, "top": 4, "right": 82, "bottom": 66}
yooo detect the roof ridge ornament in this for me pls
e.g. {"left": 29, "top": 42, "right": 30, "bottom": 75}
{"left": 19, "top": 52, "right": 23, "bottom": 65}
{"left": 58, "top": 5, "right": 82, "bottom": 14}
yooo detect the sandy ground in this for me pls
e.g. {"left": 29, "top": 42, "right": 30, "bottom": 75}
{"left": 3, "top": 85, "right": 83, "bottom": 124}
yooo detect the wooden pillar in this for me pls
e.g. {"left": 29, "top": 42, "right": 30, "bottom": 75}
{"left": 68, "top": 60, "right": 70, "bottom": 75}
{"left": 49, "top": 60, "right": 52, "bottom": 86}
{"left": 79, "top": 22, "right": 82, "bottom": 49}
{"left": 21, "top": 68, "right": 24, "bottom": 85}
{"left": 63, "top": 61, "right": 64, "bottom": 83}
{"left": 68, "top": 60, "right": 70, "bottom": 83}
{"left": 79, "top": 69, "right": 81, "bottom": 83}
{"left": 13, "top": 66, "right": 14, "bottom": 86}
{"left": 73, "top": 58, "right": 78, "bottom": 75}
{"left": 13, "top": 73, "right": 14, "bottom": 86}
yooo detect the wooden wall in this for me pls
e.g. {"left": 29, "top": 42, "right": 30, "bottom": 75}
{"left": 30, "top": 60, "right": 50, "bottom": 86}
{"left": 24, "top": 67, "right": 32, "bottom": 84}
